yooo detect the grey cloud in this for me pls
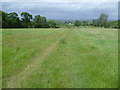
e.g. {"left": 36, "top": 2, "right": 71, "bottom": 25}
{"left": 2, "top": 2, "right": 118, "bottom": 20}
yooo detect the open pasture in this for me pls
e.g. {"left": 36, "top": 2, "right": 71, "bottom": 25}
{"left": 2, "top": 28, "right": 118, "bottom": 88}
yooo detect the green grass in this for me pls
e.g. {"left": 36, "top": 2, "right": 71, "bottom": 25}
{"left": 2, "top": 28, "right": 118, "bottom": 88}
{"left": 0, "top": 29, "right": 2, "bottom": 89}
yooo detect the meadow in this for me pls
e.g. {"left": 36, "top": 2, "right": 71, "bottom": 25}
{"left": 2, "top": 28, "right": 118, "bottom": 88}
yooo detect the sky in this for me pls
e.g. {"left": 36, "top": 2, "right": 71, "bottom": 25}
{"left": 2, "top": 0, "right": 119, "bottom": 20}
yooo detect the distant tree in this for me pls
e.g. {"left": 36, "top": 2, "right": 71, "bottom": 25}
{"left": 82, "top": 21, "right": 89, "bottom": 26}
{"left": 97, "top": 13, "right": 109, "bottom": 28}
{"left": 40, "top": 16, "right": 48, "bottom": 28}
{"left": 7, "top": 12, "right": 21, "bottom": 28}
{"left": 0, "top": 11, "right": 1, "bottom": 28}
{"left": 48, "top": 20, "right": 57, "bottom": 28}
{"left": 2, "top": 11, "right": 9, "bottom": 28}
{"left": 74, "top": 20, "right": 81, "bottom": 27}
{"left": 33, "top": 15, "right": 42, "bottom": 28}
{"left": 28, "top": 21, "right": 35, "bottom": 28}
{"left": 118, "top": 20, "right": 120, "bottom": 29}
{"left": 105, "top": 21, "right": 111, "bottom": 28}
{"left": 110, "top": 21, "right": 118, "bottom": 28}
{"left": 21, "top": 12, "right": 32, "bottom": 28}
{"left": 33, "top": 15, "right": 48, "bottom": 28}
{"left": 92, "top": 19, "right": 98, "bottom": 26}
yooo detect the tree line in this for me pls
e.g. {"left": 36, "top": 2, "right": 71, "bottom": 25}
{"left": 1, "top": 11, "right": 119, "bottom": 28}
{"left": 1, "top": 11, "right": 57, "bottom": 28}
{"left": 74, "top": 13, "right": 119, "bottom": 28}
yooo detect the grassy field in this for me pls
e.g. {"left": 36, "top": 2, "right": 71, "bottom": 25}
{"left": 2, "top": 28, "right": 118, "bottom": 88}
{"left": 0, "top": 29, "right": 2, "bottom": 89}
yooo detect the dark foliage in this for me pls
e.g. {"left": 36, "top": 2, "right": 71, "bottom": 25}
{"left": 1, "top": 11, "right": 118, "bottom": 29}
{"left": 1, "top": 11, "right": 57, "bottom": 28}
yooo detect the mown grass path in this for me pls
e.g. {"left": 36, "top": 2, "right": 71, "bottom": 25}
{"left": 7, "top": 30, "right": 70, "bottom": 88}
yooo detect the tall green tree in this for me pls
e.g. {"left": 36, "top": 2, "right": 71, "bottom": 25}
{"left": 21, "top": 12, "right": 32, "bottom": 28}
{"left": 74, "top": 20, "right": 81, "bottom": 27}
{"left": 33, "top": 15, "right": 41, "bottom": 28}
{"left": 118, "top": 20, "right": 120, "bottom": 29}
{"left": 98, "top": 13, "right": 109, "bottom": 27}
{"left": 48, "top": 20, "right": 57, "bottom": 28}
{"left": 0, "top": 11, "right": 1, "bottom": 28}
{"left": 92, "top": 19, "right": 98, "bottom": 26}
{"left": 41, "top": 16, "right": 48, "bottom": 28}
{"left": 109, "top": 21, "right": 118, "bottom": 28}
{"left": 7, "top": 12, "right": 21, "bottom": 28}
{"left": 2, "top": 11, "right": 9, "bottom": 28}
{"left": 82, "top": 21, "right": 89, "bottom": 26}
{"left": 33, "top": 15, "right": 48, "bottom": 28}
